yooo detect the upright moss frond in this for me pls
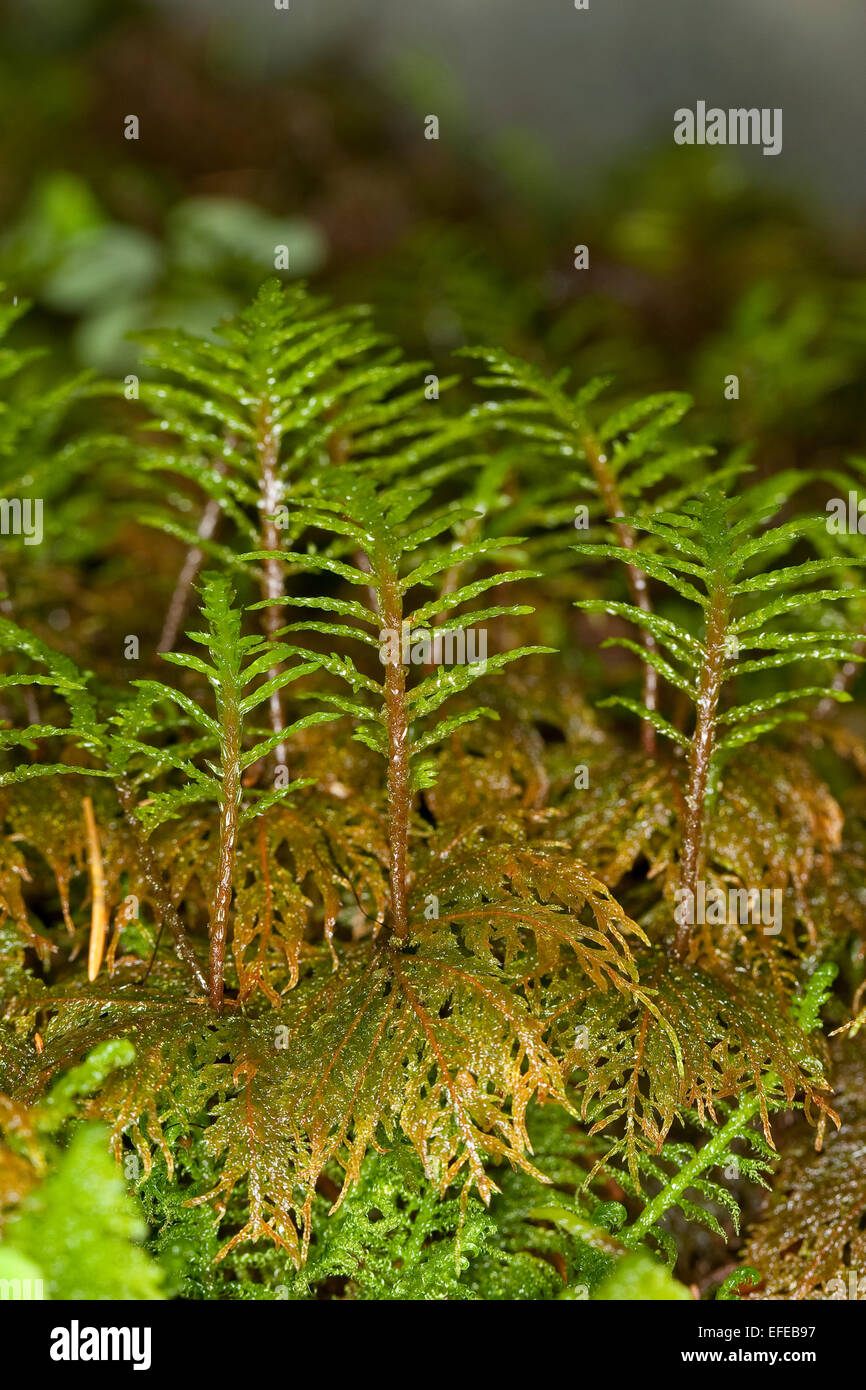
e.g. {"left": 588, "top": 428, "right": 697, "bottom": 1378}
{"left": 575, "top": 484, "right": 865, "bottom": 959}
{"left": 246, "top": 469, "right": 550, "bottom": 938}
{"left": 461, "top": 347, "right": 724, "bottom": 751}
{"left": 0, "top": 574, "right": 339, "bottom": 1003}
{"left": 126, "top": 279, "right": 457, "bottom": 769}
{"left": 129, "top": 573, "right": 338, "bottom": 1007}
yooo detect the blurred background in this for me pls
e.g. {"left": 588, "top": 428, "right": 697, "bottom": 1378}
{"left": 1, "top": 0, "right": 865, "bottom": 451}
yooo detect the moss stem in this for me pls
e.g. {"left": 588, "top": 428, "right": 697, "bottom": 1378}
{"left": 256, "top": 398, "right": 288, "bottom": 773}
{"left": 676, "top": 583, "right": 729, "bottom": 961}
{"left": 583, "top": 429, "right": 659, "bottom": 755}
{"left": 380, "top": 559, "right": 410, "bottom": 940}
{"left": 210, "top": 680, "right": 241, "bottom": 1011}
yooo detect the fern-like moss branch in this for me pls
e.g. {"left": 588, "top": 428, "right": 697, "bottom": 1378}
{"left": 575, "top": 485, "right": 864, "bottom": 960}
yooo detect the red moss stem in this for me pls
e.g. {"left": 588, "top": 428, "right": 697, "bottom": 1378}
{"left": 675, "top": 583, "right": 729, "bottom": 962}
{"left": 210, "top": 687, "right": 241, "bottom": 1010}
{"left": 158, "top": 494, "right": 222, "bottom": 653}
{"left": 116, "top": 780, "right": 207, "bottom": 992}
{"left": 256, "top": 399, "right": 288, "bottom": 772}
{"left": 380, "top": 560, "right": 410, "bottom": 940}
{"left": 583, "top": 430, "right": 659, "bottom": 755}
